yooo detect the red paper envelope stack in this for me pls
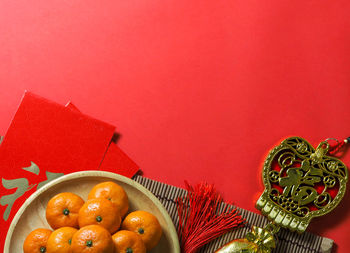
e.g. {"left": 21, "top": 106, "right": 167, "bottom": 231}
{"left": 0, "top": 92, "right": 139, "bottom": 250}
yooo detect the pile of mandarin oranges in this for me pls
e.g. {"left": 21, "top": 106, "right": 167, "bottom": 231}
{"left": 23, "top": 181, "right": 163, "bottom": 253}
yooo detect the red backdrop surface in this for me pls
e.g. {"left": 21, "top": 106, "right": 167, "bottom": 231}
{"left": 0, "top": 1, "right": 350, "bottom": 252}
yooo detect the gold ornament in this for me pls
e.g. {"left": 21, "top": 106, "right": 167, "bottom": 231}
{"left": 215, "top": 137, "right": 348, "bottom": 252}
{"left": 256, "top": 137, "right": 348, "bottom": 233}
{"left": 215, "top": 224, "right": 278, "bottom": 253}
{"left": 214, "top": 239, "right": 258, "bottom": 253}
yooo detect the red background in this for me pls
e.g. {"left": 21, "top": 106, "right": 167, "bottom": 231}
{"left": 0, "top": 1, "right": 350, "bottom": 252}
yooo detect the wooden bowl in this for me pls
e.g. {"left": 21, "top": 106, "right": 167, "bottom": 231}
{"left": 4, "top": 171, "right": 180, "bottom": 253}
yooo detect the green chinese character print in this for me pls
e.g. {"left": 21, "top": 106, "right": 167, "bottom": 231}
{"left": 37, "top": 171, "right": 64, "bottom": 189}
{"left": 22, "top": 162, "right": 40, "bottom": 175}
{"left": 0, "top": 161, "right": 64, "bottom": 221}
{"left": 0, "top": 178, "right": 36, "bottom": 221}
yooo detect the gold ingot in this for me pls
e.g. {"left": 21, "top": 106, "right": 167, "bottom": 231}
{"left": 214, "top": 239, "right": 258, "bottom": 253}
{"left": 215, "top": 225, "right": 277, "bottom": 253}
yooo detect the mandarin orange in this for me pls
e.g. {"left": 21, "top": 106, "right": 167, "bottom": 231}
{"left": 122, "top": 210, "right": 162, "bottom": 250}
{"left": 23, "top": 228, "right": 52, "bottom": 253}
{"left": 112, "top": 230, "right": 146, "bottom": 253}
{"left": 71, "top": 225, "right": 114, "bottom": 253}
{"left": 46, "top": 227, "right": 77, "bottom": 253}
{"left": 46, "top": 192, "right": 84, "bottom": 229}
{"left": 78, "top": 198, "right": 121, "bottom": 234}
{"left": 88, "top": 181, "right": 129, "bottom": 217}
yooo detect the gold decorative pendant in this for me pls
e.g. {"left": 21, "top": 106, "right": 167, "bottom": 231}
{"left": 256, "top": 137, "right": 348, "bottom": 233}
{"left": 215, "top": 137, "right": 348, "bottom": 253}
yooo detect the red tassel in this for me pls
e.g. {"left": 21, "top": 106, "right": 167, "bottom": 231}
{"left": 176, "top": 182, "right": 246, "bottom": 253}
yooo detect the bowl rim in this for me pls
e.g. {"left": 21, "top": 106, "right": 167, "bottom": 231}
{"left": 4, "top": 170, "right": 180, "bottom": 253}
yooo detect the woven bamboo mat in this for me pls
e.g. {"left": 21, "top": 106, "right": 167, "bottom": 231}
{"left": 133, "top": 175, "right": 333, "bottom": 253}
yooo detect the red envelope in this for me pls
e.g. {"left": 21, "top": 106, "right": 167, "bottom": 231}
{"left": 0, "top": 92, "right": 139, "bottom": 249}
{"left": 65, "top": 101, "right": 139, "bottom": 177}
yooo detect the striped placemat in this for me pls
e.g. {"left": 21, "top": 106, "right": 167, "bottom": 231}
{"left": 133, "top": 175, "right": 333, "bottom": 253}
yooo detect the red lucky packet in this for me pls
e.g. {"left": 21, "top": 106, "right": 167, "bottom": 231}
{"left": 65, "top": 100, "right": 140, "bottom": 176}
{"left": 0, "top": 92, "right": 139, "bottom": 249}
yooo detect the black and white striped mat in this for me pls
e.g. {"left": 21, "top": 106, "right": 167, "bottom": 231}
{"left": 133, "top": 175, "right": 333, "bottom": 253}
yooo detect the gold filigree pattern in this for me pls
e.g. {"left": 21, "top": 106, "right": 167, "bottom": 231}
{"left": 256, "top": 137, "right": 348, "bottom": 233}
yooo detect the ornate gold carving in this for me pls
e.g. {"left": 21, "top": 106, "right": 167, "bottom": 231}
{"left": 256, "top": 137, "right": 348, "bottom": 233}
